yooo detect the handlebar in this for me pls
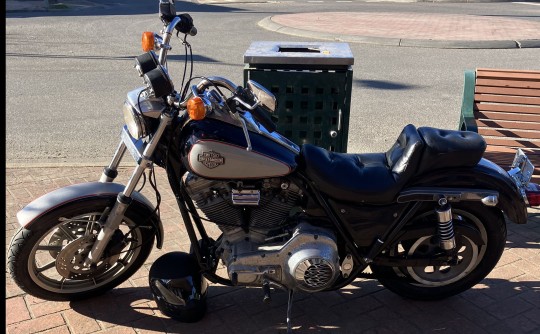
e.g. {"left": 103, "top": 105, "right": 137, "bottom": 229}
{"left": 151, "top": 9, "right": 276, "bottom": 133}
{"left": 157, "top": 16, "right": 196, "bottom": 66}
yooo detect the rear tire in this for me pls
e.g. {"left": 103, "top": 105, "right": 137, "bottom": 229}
{"left": 371, "top": 202, "right": 506, "bottom": 300}
{"left": 7, "top": 197, "right": 156, "bottom": 301}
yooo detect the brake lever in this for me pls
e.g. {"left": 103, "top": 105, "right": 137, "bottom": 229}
{"left": 235, "top": 113, "right": 253, "bottom": 152}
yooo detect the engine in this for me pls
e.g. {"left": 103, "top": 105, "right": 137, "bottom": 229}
{"left": 183, "top": 173, "right": 341, "bottom": 292}
{"left": 184, "top": 173, "right": 303, "bottom": 235}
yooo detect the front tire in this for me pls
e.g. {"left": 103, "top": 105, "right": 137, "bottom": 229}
{"left": 371, "top": 203, "right": 506, "bottom": 300}
{"left": 7, "top": 197, "right": 156, "bottom": 301}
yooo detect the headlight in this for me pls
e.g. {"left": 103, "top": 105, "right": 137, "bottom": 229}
{"left": 123, "top": 102, "right": 147, "bottom": 139}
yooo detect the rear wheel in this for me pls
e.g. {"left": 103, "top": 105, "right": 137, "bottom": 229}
{"left": 371, "top": 203, "right": 506, "bottom": 300}
{"left": 7, "top": 197, "right": 156, "bottom": 301}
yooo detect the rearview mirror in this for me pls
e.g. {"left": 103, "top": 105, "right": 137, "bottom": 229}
{"left": 159, "top": 0, "right": 176, "bottom": 22}
{"left": 247, "top": 80, "right": 276, "bottom": 113}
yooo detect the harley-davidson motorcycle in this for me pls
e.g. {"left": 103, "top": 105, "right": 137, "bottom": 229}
{"left": 7, "top": 0, "right": 538, "bottom": 331}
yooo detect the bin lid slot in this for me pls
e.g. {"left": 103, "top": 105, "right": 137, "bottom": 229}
{"left": 279, "top": 47, "right": 321, "bottom": 54}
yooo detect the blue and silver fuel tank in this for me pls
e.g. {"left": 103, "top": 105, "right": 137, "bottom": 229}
{"left": 181, "top": 117, "right": 299, "bottom": 179}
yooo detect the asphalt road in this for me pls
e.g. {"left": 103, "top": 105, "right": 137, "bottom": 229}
{"left": 6, "top": 0, "right": 540, "bottom": 165}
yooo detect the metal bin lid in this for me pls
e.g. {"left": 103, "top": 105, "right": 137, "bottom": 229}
{"left": 244, "top": 41, "right": 354, "bottom": 66}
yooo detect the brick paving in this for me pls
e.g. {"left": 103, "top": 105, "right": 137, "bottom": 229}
{"left": 271, "top": 12, "right": 540, "bottom": 41}
{"left": 5, "top": 166, "right": 540, "bottom": 333}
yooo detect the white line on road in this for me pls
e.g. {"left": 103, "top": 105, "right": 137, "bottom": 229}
{"left": 512, "top": 2, "right": 540, "bottom": 5}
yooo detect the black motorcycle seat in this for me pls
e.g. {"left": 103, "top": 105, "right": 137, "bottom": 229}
{"left": 300, "top": 124, "right": 425, "bottom": 204}
{"left": 416, "top": 127, "right": 486, "bottom": 174}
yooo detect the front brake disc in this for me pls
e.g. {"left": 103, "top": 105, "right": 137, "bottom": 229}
{"left": 55, "top": 235, "right": 119, "bottom": 279}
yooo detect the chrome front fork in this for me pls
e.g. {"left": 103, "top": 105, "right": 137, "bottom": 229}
{"left": 99, "top": 141, "right": 127, "bottom": 183}
{"left": 83, "top": 113, "right": 172, "bottom": 267}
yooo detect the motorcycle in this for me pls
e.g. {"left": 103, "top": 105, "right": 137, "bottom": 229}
{"left": 7, "top": 0, "right": 538, "bottom": 331}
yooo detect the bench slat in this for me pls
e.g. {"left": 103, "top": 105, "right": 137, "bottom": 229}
{"left": 477, "top": 119, "right": 540, "bottom": 131}
{"left": 475, "top": 103, "right": 540, "bottom": 115}
{"left": 475, "top": 86, "right": 540, "bottom": 98}
{"left": 485, "top": 146, "right": 540, "bottom": 155}
{"left": 474, "top": 94, "right": 540, "bottom": 106}
{"left": 476, "top": 69, "right": 540, "bottom": 81}
{"left": 475, "top": 111, "right": 540, "bottom": 123}
{"left": 479, "top": 128, "right": 540, "bottom": 139}
{"left": 484, "top": 154, "right": 540, "bottom": 167}
{"left": 476, "top": 78, "right": 540, "bottom": 89}
{"left": 484, "top": 137, "right": 540, "bottom": 149}
{"left": 477, "top": 68, "right": 540, "bottom": 74}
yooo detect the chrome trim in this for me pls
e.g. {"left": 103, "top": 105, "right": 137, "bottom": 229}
{"left": 509, "top": 148, "right": 534, "bottom": 187}
{"left": 196, "top": 76, "right": 239, "bottom": 94}
{"left": 99, "top": 141, "right": 127, "bottom": 183}
{"left": 247, "top": 80, "right": 276, "bottom": 112}
{"left": 243, "top": 112, "right": 301, "bottom": 154}
{"left": 232, "top": 189, "right": 260, "bottom": 206}
{"left": 481, "top": 196, "right": 499, "bottom": 207}
{"left": 158, "top": 16, "right": 182, "bottom": 67}
{"left": 397, "top": 187, "right": 499, "bottom": 204}
{"left": 340, "top": 254, "right": 354, "bottom": 279}
{"left": 507, "top": 149, "right": 535, "bottom": 205}
{"left": 121, "top": 126, "right": 145, "bottom": 162}
{"left": 126, "top": 87, "right": 166, "bottom": 119}
{"left": 237, "top": 115, "right": 253, "bottom": 152}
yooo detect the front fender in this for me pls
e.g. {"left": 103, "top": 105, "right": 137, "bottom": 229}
{"left": 409, "top": 158, "right": 528, "bottom": 224}
{"left": 16, "top": 182, "right": 164, "bottom": 248}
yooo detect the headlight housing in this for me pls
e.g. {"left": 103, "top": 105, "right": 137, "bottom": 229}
{"left": 123, "top": 102, "right": 147, "bottom": 139}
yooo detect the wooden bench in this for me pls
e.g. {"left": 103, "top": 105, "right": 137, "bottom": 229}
{"left": 459, "top": 68, "right": 540, "bottom": 181}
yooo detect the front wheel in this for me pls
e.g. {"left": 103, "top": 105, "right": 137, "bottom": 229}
{"left": 371, "top": 202, "right": 506, "bottom": 300}
{"left": 7, "top": 197, "right": 156, "bottom": 301}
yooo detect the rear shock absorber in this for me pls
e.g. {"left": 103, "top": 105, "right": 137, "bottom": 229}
{"left": 436, "top": 197, "right": 456, "bottom": 252}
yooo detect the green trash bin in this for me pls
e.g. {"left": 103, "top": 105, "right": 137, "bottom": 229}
{"left": 243, "top": 41, "right": 354, "bottom": 152}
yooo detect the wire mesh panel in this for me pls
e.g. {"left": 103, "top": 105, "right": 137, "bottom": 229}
{"left": 244, "top": 42, "right": 354, "bottom": 152}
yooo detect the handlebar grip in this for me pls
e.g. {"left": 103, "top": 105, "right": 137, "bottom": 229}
{"left": 251, "top": 106, "right": 277, "bottom": 133}
{"left": 176, "top": 13, "right": 195, "bottom": 35}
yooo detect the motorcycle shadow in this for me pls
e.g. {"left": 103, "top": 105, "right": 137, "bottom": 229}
{"left": 68, "top": 275, "right": 539, "bottom": 334}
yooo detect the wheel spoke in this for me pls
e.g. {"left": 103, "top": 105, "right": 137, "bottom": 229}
{"left": 36, "top": 245, "right": 63, "bottom": 251}
{"left": 58, "top": 225, "right": 77, "bottom": 241}
{"left": 85, "top": 222, "right": 94, "bottom": 236}
{"left": 37, "top": 261, "right": 56, "bottom": 273}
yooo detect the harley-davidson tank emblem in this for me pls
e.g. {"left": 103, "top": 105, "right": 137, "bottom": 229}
{"left": 198, "top": 151, "right": 225, "bottom": 169}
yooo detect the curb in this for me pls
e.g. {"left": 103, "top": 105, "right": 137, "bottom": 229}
{"left": 258, "top": 16, "right": 540, "bottom": 49}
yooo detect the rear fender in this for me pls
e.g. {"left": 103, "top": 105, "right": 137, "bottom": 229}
{"left": 407, "top": 158, "right": 528, "bottom": 224}
{"left": 16, "top": 182, "right": 164, "bottom": 248}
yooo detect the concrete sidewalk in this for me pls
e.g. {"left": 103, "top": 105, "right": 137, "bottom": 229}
{"left": 5, "top": 166, "right": 540, "bottom": 333}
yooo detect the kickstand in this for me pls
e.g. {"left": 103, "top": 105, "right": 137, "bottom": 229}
{"left": 286, "top": 289, "right": 294, "bottom": 333}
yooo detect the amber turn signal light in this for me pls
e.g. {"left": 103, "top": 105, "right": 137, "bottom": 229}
{"left": 187, "top": 97, "right": 206, "bottom": 120}
{"left": 142, "top": 32, "right": 155, "bottom": 52}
